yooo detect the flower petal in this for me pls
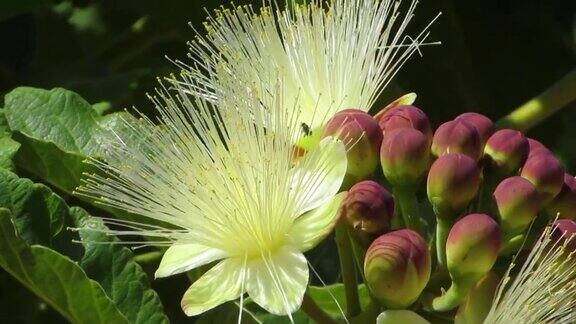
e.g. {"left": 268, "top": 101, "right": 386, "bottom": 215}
{"left": 155, "top": 244, "right": 228, "bottom": 278}
{"left": 246, "top": 246, "right": 309, "bottom": 315}
{"left": 291, "top": 136, "right": 347, "bottom": 215}
{"left": 181, "top": 258, "right": 245, "bottom": 316}
{"left": 289, "top": 192, "right": 347, "bottom": 252}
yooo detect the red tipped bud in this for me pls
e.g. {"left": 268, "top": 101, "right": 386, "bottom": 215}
{"left": 446, "top": 214, "right": 501, "bottom": 284}
{"left": 380, "top": 128, "right": 431, "bottom": 188}
{"left": 364, "top": 229, "right": 431, "bottom": 309}
{"left": 484, "top": 129, "right": 529, "bottom": 175}
{"left": 527, "top": 138, "right": 551, "bottom": 158}
{"left": 378, "top": 105, "right": 432, "bottom": 140}
{"left": 323, "top": 109, "right": 383, "bottom": 184}
{"left": 547, "top": 174, "right": 576, "bottom": 220}
{"left": 432, "top": 120, "right": 482, "bottom": 160}
{"left": 343, "top": 180, "right": 394, "bottom": 234}
{"left": 374, "top": 93, "right": 418, "bottom": 122}
{"left": 454, "top": 112, "right": 495, "bottom": 146}
{"left": 427, "top": 154, "right": 481, "bottom": 217}
{"left": 520, "top": 152, "right": 564, "bottom": 204}
{"left": 493, "top": 176, "right": 539, "bottom": 235}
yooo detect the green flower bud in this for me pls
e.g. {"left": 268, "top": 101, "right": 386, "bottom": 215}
{"left": 364, "top": 229, "right": 431, "bottom": 309}
{"left": 455, "top": 272, "right": 500, "bottom": 324}
{"left": 378, "top": 105, "right": 432, "bottom": 140}
{"left": 380, "top": 128, "right": 431, "bottom": 188}
{"left": 493, "top": 176, "right": 539, "bottom": 235}
{"left": 546, "top": 174, "right": 576, "bottom": 220}
{"left": 484, "top": 129, "right": 529, "bottom": 175}
{"left": 377, "top": 310, "right": 430, "bottom": 324}
{"left": 323, "top": 109, "right": 383, "bottom": 186}
{"left": 454, "top": 112, "right": 495, "bottom": 147}
{"left": 432, "top": 214, "right": 501, "bottom": 312}
{"left": 427, "top": 154, "right": 480, "bottom": 218}
{"left": 343, "top": 180, "right": 394, "bottom": 234}
{"left": 431, "top": 120, "right": 482, "bottom": 160}
{"left": 520, "top": 152, "right": 564, "bottom": 204}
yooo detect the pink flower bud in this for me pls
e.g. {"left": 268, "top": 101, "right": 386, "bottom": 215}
{"left": 527, "top": 138, "right": 551, "bottom": 158}
{"left": 484, "top": 129, "right": 529, "bottom": 175}
{"left": 520, "top": 152, "right": 564, "bottom": 204}
{"left": 427, "top": 154, "right": 481, "bottom": 217}
{"left": 454, "top": 112, "right": 495, "bottom": 146}
{"left": 431, "top": 120, "right": 482, "bottom": 160}
{"left": 343, "top": 180, "right": 394, "bottom": 234}
{"left": 323, "top": 109, "right": 383, "bottom": 184}
{"left": 493, "top": 176, "right": 539, "bottom": 235}
{"left": 364, "top": 229, "right": 431, "bottom": 309}
{"left": 546, "top": 174, "right": 576, "bottom": 220}
{"left": 446, "top": 214, "right": 501, "bottom": 284}
{"left": 380, "top": 128, "right": 431, "bottom": 188}
{"left": 551, "top": 219, "right": 576, "bottom": 251}
{"left": 378, "top": 105, "right": 432, "bottom": 140}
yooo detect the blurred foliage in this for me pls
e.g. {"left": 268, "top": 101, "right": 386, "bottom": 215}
{"left": 0, "top": 0, "right": 574, "bottom": 323}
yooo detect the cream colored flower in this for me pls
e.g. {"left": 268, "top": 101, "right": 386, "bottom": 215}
{"left": 78, "top": 79, "right": 347, "bottom": 317}
{"left": 177, "top": 0, "right": 437, "bottom": 132}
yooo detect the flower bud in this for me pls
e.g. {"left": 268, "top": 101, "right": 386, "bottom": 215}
{"left": 546, "top": 174, "right": 576, "bottom": 220}
{"left": 374, "top": 93, "right": 418, "bottom": 120}
{"left": 527, "top": 138, "right": 551, "bottom": 158}
{"left": 551, "top": 219, "right": 576, "bottom": 252}
{"left": 378, "top": 105, "right": 432, "bottom": 140}
{"left": 520, "top": 152, "right": 564, "bottom": 204}
{"left": 377, "top": 310, "right": 430, "bottom": 324}
{"left": 380, "top": 128, "right": 431, "bottom": 188}
{"left": 455, "top": 272, "right": 500, "bottom": 324}
{"left": 493, "top": 176, "right": 539, "bottom": 235}
{"left": 343, "top": 180, "right": 394, "bottom": 234}
{"left": 454, "top": 112, "right": 495, "bottom": 146}
{"left": 484, "top": 129, "right": 529, "bottom": 175}
{"left": 427, "top": 154, "right": 480, "bottom": 217}
{"left": 446, "top": 214, "right": 501, "bottom": 283}
{"left": 432, "top": 214, "right": 501, "bottom": 312}
{"left": 431, "top": 120, "right": 482, "bottom": 160}
{"left": 323, "top": 109, "right": 383, "bottom": 184}
{"left": 364, "top": 229, "right": 431, "bottom": 309}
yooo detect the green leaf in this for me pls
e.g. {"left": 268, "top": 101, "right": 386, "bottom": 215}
{"left": 0, "top": 169, "right": 168, "bottom": 323}
{"left": 308, "top": 283, "right": 371, "bottom": 319}
{"left": 3, "top": 87, "right": 138, "bottom": 194}
{"left": 74, "top": 208, "right": 169, "bottom": 324}
{"left": 0, "top": 110, "right": 20, "bottom": 170}
{"left": 0, "top": 208, "right": 129, "bottom": 324}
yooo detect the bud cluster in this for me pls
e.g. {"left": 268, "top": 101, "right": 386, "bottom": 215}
{"left": 315, "top": 95, "right": 574, "bottom": 320}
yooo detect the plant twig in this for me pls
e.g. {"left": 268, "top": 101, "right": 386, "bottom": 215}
{"left": 335, "top": 223, "right": 362, "bottom": 317}
{"left": 497, "top": 68, "right": 576, "bottom": 131}
{"left": 301, "top": 291, "right": 339, "bottom": 324}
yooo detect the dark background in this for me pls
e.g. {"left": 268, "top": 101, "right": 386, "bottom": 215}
{"left": 0, "top": 0, "right": 575, "bottom": 322}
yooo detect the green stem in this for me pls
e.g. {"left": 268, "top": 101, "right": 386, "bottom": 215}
{"left": 301, "top": 291, "right": 339, "bottom": 324}
{"left": 431, "top": 281, "right": 468, "bottom": 312}
{"left": 497, "top": 68, "right": 576, "bottom": 131}
{"left": 394, "top": 187, "right": 423, "bottom": 235}
{"left": 335, "top": 223, "right": 361, "bottom": 317}
{"left": 436, "top": 217, "right": 452, "bottom": 271}
{"left": 133, "top": 250, "right": 162, "bottom": 264}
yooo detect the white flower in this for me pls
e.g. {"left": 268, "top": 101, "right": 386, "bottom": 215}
{"left": 177, "top": 0, "right": 438, "bottom": 131}
{"left": 78, "top": 79, "right": 347, "bottom": 317}
{"left": 485, "top": 224, "right": 576, "bottom": 323}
